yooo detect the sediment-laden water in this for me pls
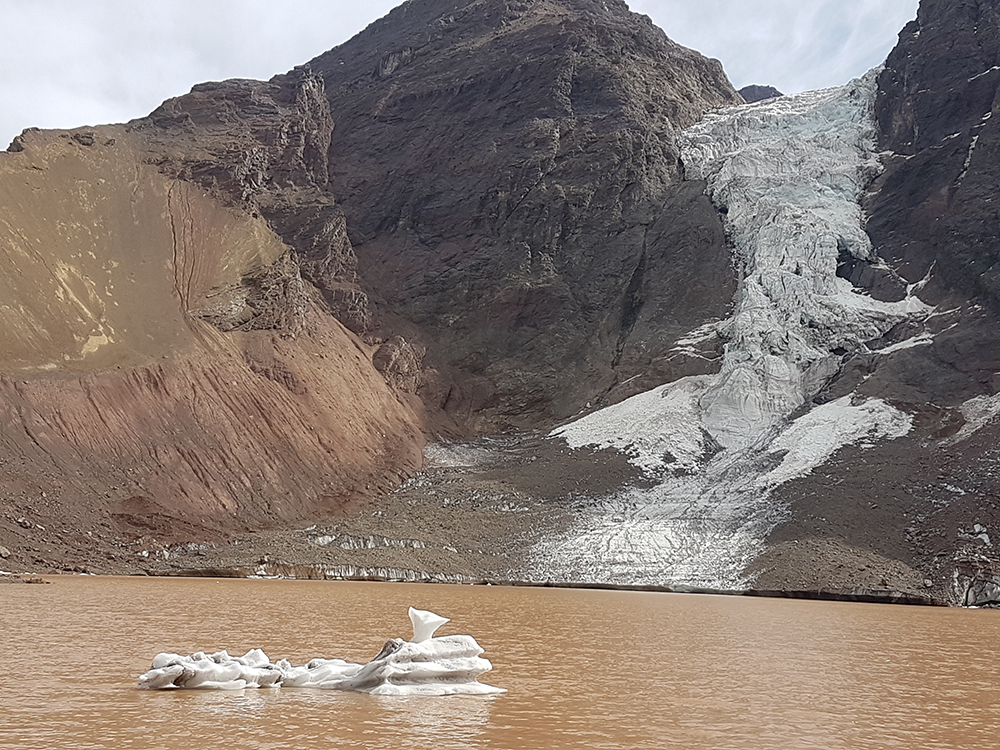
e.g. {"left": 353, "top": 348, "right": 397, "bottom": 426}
{"left": 1, "top": 576, "right": 998, "bottom": 749}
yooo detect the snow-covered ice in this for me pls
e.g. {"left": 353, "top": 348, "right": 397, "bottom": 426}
{"left": 539, "top": 71, "right": 927, "bottom": 588}
{"left": 137, "top": 608, "right": 505, "bottom": 695}
{"left": 943, "top": 393, "right": 1000, "bottom": 447}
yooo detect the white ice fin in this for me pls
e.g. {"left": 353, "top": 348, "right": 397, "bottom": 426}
{"left": 409, "top": 606, "right": 449, "bottom": 642}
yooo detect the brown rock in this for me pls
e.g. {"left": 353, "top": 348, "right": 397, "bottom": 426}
{"left": 0, "top": 126, "right": 423, "bottom": 539}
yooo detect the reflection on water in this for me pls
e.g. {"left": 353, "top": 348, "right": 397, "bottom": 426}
{"left": 185, "top": 690, "right": 494, "bottom": 746}
{"left": 371, "top": 695, "right": 493, "bottom": 747}
{"left": 2, "top": 576, "right": 1000, "bottom": 749}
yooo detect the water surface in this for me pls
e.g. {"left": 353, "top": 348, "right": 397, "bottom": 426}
{"left": 1, "top": 576, "right": 999, "bottom": 749}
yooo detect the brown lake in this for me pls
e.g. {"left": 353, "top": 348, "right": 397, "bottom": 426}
{"left": 1, "top": 576, "right": 999, "bottom": 749}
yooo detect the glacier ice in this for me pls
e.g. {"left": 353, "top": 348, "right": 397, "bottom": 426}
{"left": 540, "top": 71, "right": 927, "bottom": 589}
{"left": 137, "top": 609, "right": 504, "bottom": 695}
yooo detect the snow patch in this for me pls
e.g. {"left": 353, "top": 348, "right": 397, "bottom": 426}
{"left": 943, "top": 393, "right": 1000, "bottom": 446}
{"left": 969, "top": 65, "right": 1000, "bottom": 82}
{"left": 762, "top": 396, "right": 912, "bottom": 487}
{"left": 873, "top": 333, "right": 935, "bottom": 355}
{"left": 552, "top": 376, "right": 717, "bottom": 475}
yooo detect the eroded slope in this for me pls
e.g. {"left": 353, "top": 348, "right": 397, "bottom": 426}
{"left": 0, "top": 126, "right": 422, "bottom": 562}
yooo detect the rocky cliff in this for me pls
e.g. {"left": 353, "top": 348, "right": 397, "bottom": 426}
{"left": 306, "top": 0, "right": 743, "bottom": 431}
{"left": 0, "top": 111, "right": 423, "bottom": 561}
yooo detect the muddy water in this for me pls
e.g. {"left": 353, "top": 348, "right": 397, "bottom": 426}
{"left": 2, "top": 577, "right": 999, "bottom": 749}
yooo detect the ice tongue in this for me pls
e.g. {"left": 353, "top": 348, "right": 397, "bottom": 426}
{"left": 408, "top": 607, "right": 449, "bottom": 642}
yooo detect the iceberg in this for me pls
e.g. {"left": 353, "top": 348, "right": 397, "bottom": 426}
{"left": 137, "top": 608, "right": 505, "bottom": 695}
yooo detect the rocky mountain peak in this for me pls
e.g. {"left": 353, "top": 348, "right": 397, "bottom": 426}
{"left": 293, "top": 0, "right": 743, "bottom": 431}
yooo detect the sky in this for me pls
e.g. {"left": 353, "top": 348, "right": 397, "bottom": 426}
{"left": 1, "top": 0, "right": 919, "bottom": 147}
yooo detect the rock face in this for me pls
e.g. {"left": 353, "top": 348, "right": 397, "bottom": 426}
{"left": 870, "top": 0, "right": 1000, "bottom": 313}
{"left": 738, "top": 84, "right": 782, "bottom": 103}
{"left": 0, "top": 122, "right": 422, "bottom": 546}
{"left": 133, "top": 69, "right": 374, "bottom": 335}
{"left": 306, "top": 0, "right": 743, "bottom": 430}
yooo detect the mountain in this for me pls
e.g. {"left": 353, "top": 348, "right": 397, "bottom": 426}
{"left": 0, "top": 0, "right": 739, "bottom": 572}
{"left": 305, "top": 0, "right": 743, "bottom": 432}
{"left": 2, "top": 0, "right": 999, "bottom": 605}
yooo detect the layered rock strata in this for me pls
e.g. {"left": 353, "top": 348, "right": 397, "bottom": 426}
{"left": 0, "top": 125, "right": 422, "bottom": 543}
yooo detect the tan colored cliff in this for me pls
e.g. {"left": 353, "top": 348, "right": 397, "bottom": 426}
{"left": 0, "top": 126, "right": 422, "bottom": 541}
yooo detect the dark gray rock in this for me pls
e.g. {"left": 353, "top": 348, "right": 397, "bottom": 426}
{"left": 738, "top": 84, "right": 782, "bottom": 102}
{"left": 303, "top": 0, "right": 742, "bottom": 430}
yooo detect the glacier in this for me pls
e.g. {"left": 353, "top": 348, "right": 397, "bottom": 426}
{"left": 538, "top": 70, "right": 929, "bottom": 589}
{"left": 138, "top": 607, "right": 505, "bottom": 695}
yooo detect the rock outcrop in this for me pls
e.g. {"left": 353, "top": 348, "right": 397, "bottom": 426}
{"left": 738, "top": 84, "right": 782, "bottom": 103}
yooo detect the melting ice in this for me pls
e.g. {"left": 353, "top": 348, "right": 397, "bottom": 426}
{"left": 538, "top": 70, "right": 928, "bottom": 589}
{"left": 138, "top": 608, "right": 505, "bottom": 695}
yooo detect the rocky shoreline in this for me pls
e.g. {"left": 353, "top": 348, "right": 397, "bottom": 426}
{"left": 5, "top": 434, "right": 993, "bottom": 608}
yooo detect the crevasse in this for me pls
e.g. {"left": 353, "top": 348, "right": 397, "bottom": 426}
{"left": 537, "top": 71, "right": 928, "bottom": 589}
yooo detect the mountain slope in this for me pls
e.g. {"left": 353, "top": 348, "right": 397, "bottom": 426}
{"left": 307, "top": 0, "right": 743, "bottom": 430}
{"left": 0, "top": 0, "right": 743, "bottom": 572}
{"left": 0, "top": 120, "right": 422, "bottom": 563}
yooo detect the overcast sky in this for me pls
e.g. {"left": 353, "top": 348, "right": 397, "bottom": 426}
{"left": 1, "top": 0, "right": 919, "bottom": 147}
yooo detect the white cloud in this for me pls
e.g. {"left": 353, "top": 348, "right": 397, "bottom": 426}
{"left": 629, "top": 0, "right": 919, "bottom": 92}
{"left": 1, "top": 0, "right": 397, "bottom": 143}
{"left": 0, "top": 0, "right": 920, "bottom": 147}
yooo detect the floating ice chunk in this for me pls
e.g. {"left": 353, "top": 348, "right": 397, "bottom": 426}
{"left": 278, "top": 658, "right": 364, "bottom": 689}
{"left": 336, "top": 635, "right": 502, "bottom": 696}
{"left": 409, "top": 606, "right": 449, "bottom": 642}
{"left": 137, "top": 610, "right": 504, "bottom": 695}
{"left": 138, "top": 649, "right": 283, "bottom": 690}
